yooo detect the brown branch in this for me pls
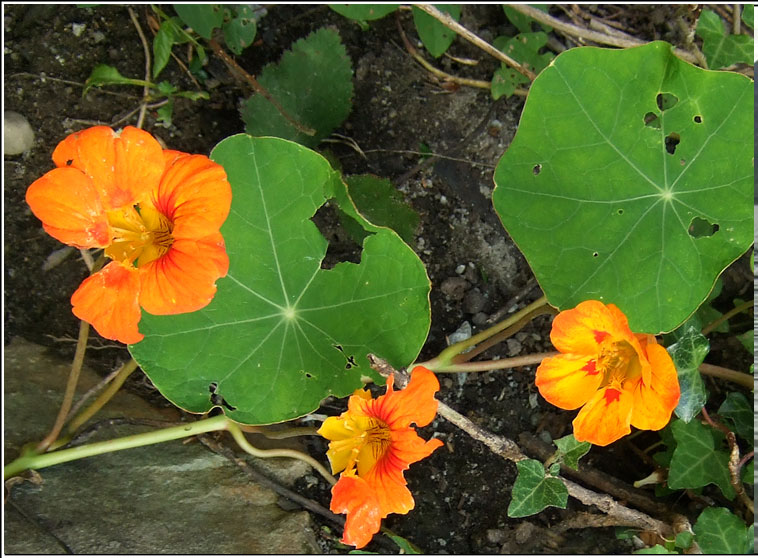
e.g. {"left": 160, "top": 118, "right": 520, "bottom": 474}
{"left": 208, "top": 38, "right": 316, "bottom": 137}
{"left": 127, "top": 7, "right": 151, "bottom": 129}
{"left": 699, "top": 363, "right": 753, "bottom": 389}
{"left": 701, "top": 299, "right": 753, "bottom": 336}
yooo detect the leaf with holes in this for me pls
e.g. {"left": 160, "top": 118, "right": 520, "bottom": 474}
{"left": 173, "top": 4, "right": 225, "bottom": 40}
{"left": 411, "top": 4, "right": 461, "bottom": 58}
{"left": 492, "top": 41, "right": 753, "bottom": 333}
{"left": 241, "top": 28, "right": 353, "bottom": 148}
{"left": 507, "top": 459, "right": 568, "bottom": 518}
{"left": 693, "top": 507, "right": 752, "bottom": 554}
{"left": 128, "top": 135, "right": 430, "bottom": 425}
{"left": 666, "top": 326, "right": 709, "bottom": 423}
{"left": 695, "top": 9, "right": 753, "bottom": 69}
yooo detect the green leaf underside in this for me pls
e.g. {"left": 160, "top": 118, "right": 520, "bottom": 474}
{"left": 554, "top": 434, "right": 591, "bottom": 470}
{"left": 328, "top": 4, "right": 399, "bottom": 21}
{"left": 173, "top": 4, "right": 224, "bottom": 40}
{"left": 666, "top": 326, "right": 709, "bottom": 422}
{"left": 411, "top": 4, "right": 461, "bottom": 58}
{"left": 507, "top": 459, "right": 568, "bottom": 518}
{"left": 242, "top": 28, "right": 353, "bottom": 148}
{"left": 693, "top": 507, "right": 752, "bottom": 554}
{"left": 668, "top": 419, "right": 735, "bottom": 499}
{"left": 696, "top": 10, "right": 753, "bottom": 69}
{"left": 129, "top": 136, "right": 430, "bottom": 425}
{"left": 492, "top": 41, "right": 753, "bottom": 333}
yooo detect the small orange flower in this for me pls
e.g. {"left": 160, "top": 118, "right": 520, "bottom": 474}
{"left": 318, "top": 366, "right": 443, "bottom": 548}
{"left": 26, "top": 126, "right": 231, "bottom": 344}
{"left": 535, "top": 300, "right": 680, "bottom": 446}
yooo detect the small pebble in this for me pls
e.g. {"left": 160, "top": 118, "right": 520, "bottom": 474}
{"left": 447, "top": 321, "right": 471, "bottom": 345}
{"left": 455, "top": 264, "right": 466, "bottom": 275}
{"left": 71, "top": 22, "right": 86, "bottom": 37}
{"left": 4, "top": 111, "right": 35, "bottom": 155}
{"left": 506, "top": 338, "right": 522, "bottom": 356}
{"left": 440, "top": 276, "right": 468, "bottom": 301}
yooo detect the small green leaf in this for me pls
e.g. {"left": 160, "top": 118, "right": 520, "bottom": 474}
{"left": 742, "top": 4, "right": 754, "bottom": 29}
{"left": 156, "top": 100, "right": 174, "bottom": 127}
{"left": 493, "top": 41, "right": 753, "bottom": 333}
{"left": 411, "top": 4, "right": 461, "bottom": 58}
{"left": 493, "top": 32, "right": 553, "bottom": 76}
{"left": 153, "top": 19, "right": 178, "bottom": 79}
{"left": 341, "top": 175, "right": 420, "bottom": 246}
{"left": 668, "top": 419, "right": 735, "bottom": 499}
{"left": 83, "top": 64, "right": 152, "bottom": 96}
{"left": 507, "top": 459, "right": 568, "bottom": 518}
{"left": 666, "top": 327, "right": 709, "bottom": 423}
{"left": 490, "top": 65, "right": 529, "bottom": 100}
{"left": 736, "top": 329, "right": 752, "bottom": 353}
{"left": 242, "top": 28, "right": 353, "bottom": 148}
{"left": 717, "top": 391, "right": 753, "bottom": 443}
{"left": 674, "top": 531, "right": 693, "bottom": 550}
{"left": 634, "top": 544, "right": 678, "bottom": 554}
{"left": 695, "top": 9, "right": 753, "bottom": 69}
{"left": 741, "top": 461, "right": 753, "bottom": 484}
{"left": 693, "top": 507, "right": 751, "bottom": 554}
{"left": 652, "top": 424, "right": 676, "bottom": 468}
{"left": 173, "top": 90, "right": 210, "bottom": 101}
{"left": 503, "top": 5, "right": 551, "bottom": 33}
{"left": 328, "top": 4, "right": 398, "bottom": 21}
{"left": 130, "top": 136, "right": 430, "bottom": 425}
{"left": 387, "top": 534, "right": 422, "bottom": 554}
{"left": 223, "top": 5, "right": 257, "bottom": 55}
{"left": 173, "top": 4, "right": 224, "bottom": 40}
{"left": 554, "top": 434, "right": 591, "bottom": 470}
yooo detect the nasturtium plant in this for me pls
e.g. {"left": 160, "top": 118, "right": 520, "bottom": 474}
{"left": 507, "top": 458, "right": 568, "bottom": 518}
{"left": 411, "top": 4, "right": 461, "bottom": 58}
{"left": 242, "top": 28, "right": 353, "bottom": 148}
{"left": 695, "top": 9, "right": 754, "bottom": 69}
{"left": 129, "top": 136, "right": 431, "bottom": 425}
{"left": 492, "top": 41, "right": 753, "bottom": 333}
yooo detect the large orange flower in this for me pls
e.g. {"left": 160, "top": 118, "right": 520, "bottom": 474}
{"left": 318, "top": 366, "right": 443, "bottom": 548}
{"left": 26, "top": 126, "right": 231, "bottom": 344}
{"left": 535, "top": 300, "right": 680, "bottom": 446}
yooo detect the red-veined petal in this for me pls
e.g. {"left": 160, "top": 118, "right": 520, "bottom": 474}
{"left": 330, "top": 474, "right": 382, "bottom": 549}
{"left": 572, "top": 386, "right": 633, "bottom": 446}
{"left": 26, "top": 167, "right": 110, "bottom": 248}
{"left": 550, "top": 300, "right": 635, "bottom": 355}
{"left": 535, "top": 353, "right": 603, "bottom": 410}
{"left": 367, "top": 367, "right": 441, "bottom": 429}
{"left": 71, "top": 262, "right": 143, "bottom": 344}
{"left": 630, "top": 342, "right": 680, "bottom": 431}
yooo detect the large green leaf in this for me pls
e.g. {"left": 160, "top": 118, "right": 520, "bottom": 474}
{"left": 507, "top": 459, "right": 568, "bottom": 518}
{"left": 129, "top": 136, "right": 430, "bottom": 425}
{"left": 241, "top": 28, "right": 353, "bottom": 148}
{"left": 693, "top": 507, "right": 752, "bottom": 554}
{"left": 666, "top": 326, "right": 709, "bottom": 422}
{"left": 492, "top": 41, "right": 753, "bottom": 333}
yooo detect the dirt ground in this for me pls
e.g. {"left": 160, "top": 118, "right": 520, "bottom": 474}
{"left": 4, "top": 4, "right": 753, "bottom": 554}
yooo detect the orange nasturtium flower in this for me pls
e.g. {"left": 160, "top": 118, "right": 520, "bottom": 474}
{"left": 536, "top": 300, "right": 680, "bottom": 446}
{"left": 317, "top": 366, "right": 444, "bottom": 549}
{"left": 26, "top": 126, "right": 231, "bottom": 344}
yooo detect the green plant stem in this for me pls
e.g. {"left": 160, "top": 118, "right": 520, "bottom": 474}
{"left": 428, "top": 351, "right": 557, "bottom": 373}
{"left": 699, "top": 363, "right": 753, "bottom": 389}
{"left": 127, "top": 6, "right": 151, "bottom": 128}
{"left": 225, "top": 421, "right": 336, "bottom": 486}
{"left": 240, "top": 425, "right": 321, "bottom": 439}
{"left": 6, "top": 414, "right": 229, "bottom": 480}
{"left": 428, "top": 295, "right": 549, "bottom": 367}
{"left": 701, "top": 299, "right": 753, "bottom": 336}
{"left": 35, "top": 321, "right": 91, "bottom": 453}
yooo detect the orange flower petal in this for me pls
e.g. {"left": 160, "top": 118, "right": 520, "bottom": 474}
{"left": 26, "top": 167, "right": 110, "bottom": 248}
{"left": 550, "top": 300, "right": 634, "bottom": 355}
{"left": 71, "top": 262, "right": 143, "bottom": 344}
{"left": 153, "top": 153, "right": 231, "bottom": 240}
{"left": 52, "top": 126, "right": 164, "bottom": 210}
{"left": 572, "top": 386, "right": 633, "bottom": 446}
{"left": 366, "top": 366, "right": 441, "bottom": 430}
{"left": 138, "top": 235, "right": 228, "bottom": 315}
{"left": 630, "top": 342, "right": 680, "bottom": 431}
{"left": 330, "top": 474, "right": 382, "bottom": 549}
{"left": 535, "top": 353, "right": 603, "bottom": 410}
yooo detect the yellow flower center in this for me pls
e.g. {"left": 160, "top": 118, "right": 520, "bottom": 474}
{"left": 104, "top": 204, "right": 174, "bottom": 267}
{"left": 594, "top": 338, "right": 641, "bottom": 389}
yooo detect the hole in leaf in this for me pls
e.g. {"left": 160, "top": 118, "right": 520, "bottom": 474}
{"left": 656, "top": 93, "right": 678, "bottom": 111}
{"left": 680, "top": 158, "right": 686, "bottom": 166}
{"left": 208, "top": 382, "right": 237, "bottom": 411}
{"left": 311, "top": 203, "right": 364, "bottom": 270}
{"left": 333, "top": 344, "right": 359, "bottom": 369}
{"left": 665, "top": 132, "right": 680, "bottom": 155}
{"left": 693, "top": 115, "right": 702, "bottom": 123}
{"left": 688, "top": 217, "right": 719, "bottom": 238}
{"left": 643, "top": 112, "right": 660, "bottom": 129}
{"left": 616, "top": 208, "right": 624, "bottom": 215}
{"left": 592, "top": 251, "right": 599, "bottom": 258}
{"left": 532, "top": 164, "right": 542, "bottom": 176}
{"left": 304, "top": 372, "right": 313, "bottom": 379}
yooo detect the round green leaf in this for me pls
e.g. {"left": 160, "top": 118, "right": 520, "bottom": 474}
{"left": 129, "top": 136, "right": 430, "bottom": 425}
{"left": 492, "top": 41, "right": 753, "bottom": 333}
{"left": 328, "top": 4, "right": 398, "bottom": 21}
{"left": 411, "top": 4, "right": 461, "bottom": 58}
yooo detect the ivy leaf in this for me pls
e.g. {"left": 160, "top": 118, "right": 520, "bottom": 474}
{"left": 741, "top": 461, "right": 753, "bottom": 485}
{"left": 411, "top": 4, "right": 461, "bottom": 58}
{"left": 695, "top": 9, "right": 753, "bottom": 69}
{"left": 491, "top": 65, "right": 529, "bottom": 100}
{"left": 328, "top": 4, "right": 398, "bottom": 21}
{"left": 129, "top": 136, "right": 430, "bottom": 425}
{"left": 693, "top": 507, "right": 752, "bottom": 554}
{"left": 666, "top": 326, "right": 709, "bottom": 423}
{"left": 503, "top": 5, "right": 552, "bottom": 33}
{"left": 241, "top": 28, "right": 353, "bottom": 148}
{"left": 507, "top": 459, "right": 568, "bottom": 518}
{"left": 553, "top": 434, "right": 591, "bottom": 470}
{"left": 634, "top": 545, "right": 677, "bottom": 554}
{"left": 340, "top": 175, "right": 420, "bottom": 246}
{"left": 742, "top": 4, "right": 754, "bottom": 29}
{"left": 493, "top": 32, "right": 553, "bottom": 76}
{"left": 668, "top": 419, "right": 735, "bottom": 499}
{"left": 717, "top": 391, "right": 753, "bottom": 444}
{"left": 492, "top": 41, "right": 752, "bottom": 333}
{"left": 222, "top": 5, "right": 258, "bottom": 55}
{"left": 173, "top": 4, "right": 224, "bottom": 40}
{"left": 674, "top": 531, "right": 693, "bottom": 550}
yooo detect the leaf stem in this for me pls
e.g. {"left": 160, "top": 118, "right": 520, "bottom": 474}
{"left": 698, "top": 363, "right": 753, "bottom": 389}
{"left": 701, "top": 299, "right": 753, "bottom": 336}
{"left": 428, "top": 352, "right": 556, "bottom": 373}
